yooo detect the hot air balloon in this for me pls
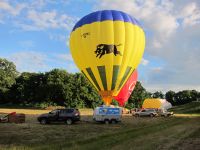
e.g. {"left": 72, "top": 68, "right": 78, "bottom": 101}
{"left": 114, "top": 70, "right": 138, "bottom": 106}
{"left": 69, "top": 10, "right": 145, "bottom": 105}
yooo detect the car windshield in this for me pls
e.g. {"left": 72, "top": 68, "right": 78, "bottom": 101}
{"left": 50, "top": 110, "right": 58, "bottom": 114}
{"left": 147, "top": 109, "right": 155, "bottom": 112}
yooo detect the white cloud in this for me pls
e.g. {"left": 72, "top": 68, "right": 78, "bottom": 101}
{"left": 142, "top": 83, "right": 200, "bottom": 93}
{"left": 141, "top": 58, "right": 149, "bottom": 66}
{"left": 16, "top": 10, "right": 78, "bottom": 31}
{"left": 179, "top": 2, "right": 200, "bottom": 27}
{"left": 27, "top": 10, "right": 58, "bottom": 29}
{"left": 95, "top": 0, "right": 179, "bottom": 48}
{"left": 6, "top": 51, "right": 78, "bottom": 73}
{"left": 151, "top": 67, "right": 163, "bottom": 72}
{"left": 152, "top": 39, "right": 162, "bottom": 49}
{"left": 49, "top": 33, "right": 67, "bottom": 42}
{"left": 9, "top": 51, "right": 48, "bottom": 72}
{"left": 29, "top": 0, "right": 46, "bottom": 9}
{"left": 56, "top": 54, "right": 73, "bottom": 62}
{"left": 180, "top": 2, "right": 197, "bottom": 17}
{"left": 0, "top": 1, "right": 78, "bottom": 31}
{"left": 0, "top": 0, "right": 25, "bottom": 16}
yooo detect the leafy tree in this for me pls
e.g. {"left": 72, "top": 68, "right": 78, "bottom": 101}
{"left": 45, "top": 69, "right": 72, "bottom": 106}
{"left": 190, "top": 90, "right": 199, "bottom": 102}
{"left": 8, "top": 72, "right": 45, "bottom": 105}
{"left": 127, "top": 81, "right": 151, "bottom": 108}
{"left": 152, "top": 91, "right": 164, "bottom": 99}
{"left": 175, "top": 90, "right": 193, "bottom": 105}
{"left": 165, "top": 90, "right": 176, "bottom": 105}
{"left": 68, "top": 73, "right": 101, "bottom": 108}
{"left": 0, "top": 58, "right": 18, "bottom": 103}
{"left": 0, "top": 58, "right": 18, "bottom": 90}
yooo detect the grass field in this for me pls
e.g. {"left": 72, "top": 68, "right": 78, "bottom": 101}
{"left": 0, "top": 102, "right": 199, "bottom": 150}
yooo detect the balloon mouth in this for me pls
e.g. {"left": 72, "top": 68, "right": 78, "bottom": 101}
{"left": 99, "top": 91, "right": 113, "bottom": 106}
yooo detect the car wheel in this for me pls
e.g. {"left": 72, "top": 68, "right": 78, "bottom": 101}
{"left": 135, "top": 114, "right": 139, "bottom": 117}
{"left": 40, "top": 119, "right": 47, "bottom": 125}
{"left": 111, "top": 119, "right": 117, "bottom": 124}
{"left": 104, "top": 119, "right": 110, "bottom": 124}
{"left": 66, "top": 118, "right": 73, "bottom": 125}
{"left": 150, "top": 114, "right": 154, "bottom": 117}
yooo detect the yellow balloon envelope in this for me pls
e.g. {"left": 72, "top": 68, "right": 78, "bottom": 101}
{"left": 69, "top": 10, "right": 145, "bottom": 105}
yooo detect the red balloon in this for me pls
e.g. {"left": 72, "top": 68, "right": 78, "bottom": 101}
{"left": 114, "top": 70, "right": 138, "bottom": 106}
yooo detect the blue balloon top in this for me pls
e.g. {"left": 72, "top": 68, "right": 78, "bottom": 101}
{"left": 72, "top": 10, "right": 141, "bottom": 31}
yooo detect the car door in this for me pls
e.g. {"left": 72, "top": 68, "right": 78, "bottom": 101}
{"left": 58, "top": 110, "right": 66, "bottom": 121}
{"left": 140, "top": 109, "right": 147, "bottom": 116}
{"left": 48, "top": 110, "right": 59, "bottom": 122}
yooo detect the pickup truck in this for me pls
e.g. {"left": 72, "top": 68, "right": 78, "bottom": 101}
{"left": 37, "top": 108, "right": 80, "bottom": 125}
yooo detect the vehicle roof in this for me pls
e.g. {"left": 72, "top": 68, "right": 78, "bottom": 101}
{"left": 54, "top": 108, "right": 77, "bottom": 110}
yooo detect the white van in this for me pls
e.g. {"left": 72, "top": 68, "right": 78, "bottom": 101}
{"left": 93, "top": 106, "right": 122, "bottom": 124}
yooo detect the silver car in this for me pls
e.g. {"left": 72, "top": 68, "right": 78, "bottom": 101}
{"left": 134, "top": 109, "right": 158, "bottom": 117}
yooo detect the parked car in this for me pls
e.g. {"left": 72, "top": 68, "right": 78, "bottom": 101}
{"left": 37, "top": 108, "right": 80, "bottom": 125}
{"left": 134, "top": 109, "right": 158, "bottom": 117}
{"left": 157, "top": 109, "right": 173, "bottom": 117}
{"left": 93, "top": 106, "right": 122, "bottom": 124}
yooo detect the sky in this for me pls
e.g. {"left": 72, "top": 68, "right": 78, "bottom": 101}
{"left": 0, "top": 0, "right": 200, "bottom": 93}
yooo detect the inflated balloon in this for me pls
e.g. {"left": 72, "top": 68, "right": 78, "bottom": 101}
{"left": 70, "top": 10, "right": 145, "bottom": 105}
{"left": 114, "top": 70, "right": 138, "bottom": 106}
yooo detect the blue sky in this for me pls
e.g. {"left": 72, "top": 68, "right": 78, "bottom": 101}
{"left": 0, "top": 0, "right": 200, "bottom": 92}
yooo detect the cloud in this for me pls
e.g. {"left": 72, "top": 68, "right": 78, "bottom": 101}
{"left": 151, "top": 67, "right": 163, "bottom": 72}
{"left": 16, "top": 10, "right": 78, "bottom": 31}
{"left": 141, "top": 58, "right": 149, "bottom": 66}
{"left": 95, "top": 0, "right": 179, "bottom": 49}
{"left": 179, "top": 2, "right": 200, "bottom": 27}
{"left": 142, "top": 83, "right": 200, "bottom": 93}
{"left": 9, "top": 51, "right": 48, "bottom": 72}
{"left": 49, "top": 53, "right": 79, "bottom": 73}
{"left": 49, "top": 33, "right": 67, "bottom": 42}
{"left": 0, "top": 0, "right": 25, "bottom": 16}
{"left": 27, "top": 10, "right": 58, "bottom": 29}
{"left": 56, "top": 54, "right": 73, "bottom": 62}
{"left": 6, "top": 51, "right": 78, "bottom": 73}
{"left": 0, "top": 0, "right": 78, "bottom": 31}
{"left": 152, "top": 39, "right": 162, "bottom": 49}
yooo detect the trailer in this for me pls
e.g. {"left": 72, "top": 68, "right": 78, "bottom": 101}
{"left": 93, "top": 106, "right": 122, "bottom": 124}
{"left": 0, "top": 112, "right": 25, "bottom": 123}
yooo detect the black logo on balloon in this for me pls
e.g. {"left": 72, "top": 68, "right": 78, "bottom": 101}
{"left": 81, "top": 32, "right": 90, "bottom": 38}
{"left": 95, "top": 44, "right": 122, "bottom": 58}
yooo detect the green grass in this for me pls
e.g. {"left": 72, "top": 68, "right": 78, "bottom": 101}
{"left": 0, "top": 117, "right": 199, "bottom": 150}
{"left": 170, "top": 101, "right": 200, "bottom": 114}
{"left": 0, "top": 102, "right": 199, "bottom": 150}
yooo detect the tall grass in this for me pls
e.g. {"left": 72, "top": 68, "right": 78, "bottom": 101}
{"left": 0, "top": 102, "right": 199, "bottom": 150}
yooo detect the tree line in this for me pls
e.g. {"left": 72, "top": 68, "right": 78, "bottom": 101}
{"left": 0, "top": 58, "right": 199, "bottom": 108}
